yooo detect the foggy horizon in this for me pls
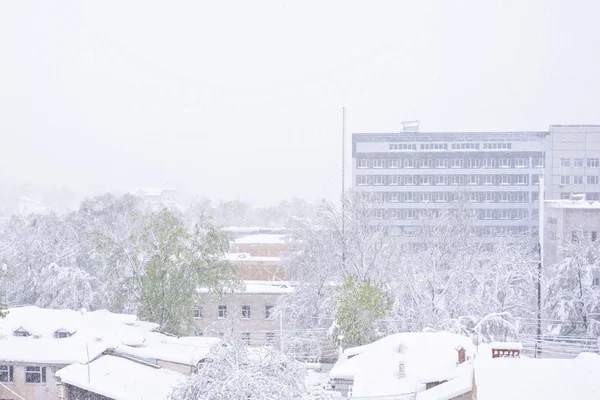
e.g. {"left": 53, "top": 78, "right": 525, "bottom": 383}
{"left": 2, "top": 0, "right": 599, "bottom": 207}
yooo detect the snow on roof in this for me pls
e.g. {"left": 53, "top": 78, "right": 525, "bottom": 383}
{"left": 329, "top": 332, "right": 475, "bottom": 398}
{"left": 475, "top": 353, "right": 600, "bottom": 400}
{"left": 416, "top": 365, "right": 472, "bottom": 400}
{"left": 226, "top": 253, "right": 282, "bottom": 263}
{"left": 0, "top": 306, "right": 158, "bottom": 365}
{"left": 489, "top": 341, "right": 523, "bottom": 350}
{"left": 234, "top": 234, "right": 288, "bottom": 244}
{"left": 116, "top": 334, "right": 220, "bottom": 366}
{"left": 198, "top": 280, "right": 293, "bottom": 295}
{"left": 56, "top": 355, "right": 186, "bottom": 400}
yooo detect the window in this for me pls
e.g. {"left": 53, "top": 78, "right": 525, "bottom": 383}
{"left": 466, "top": 158, "right": 481, "bottom": 168}
{"left": 514, "top": 175, "right": 528, "bottom": 185}
{"left": 372, "top": 209, "right": 384, "bottom": 219}
{"left": 389, "top": 159, "right": 400, "bottom": 168}
{"left": 561, "top": 192, "right": 571, "bottom": 200}
{"left": 404, "top": 159, "right": 418, "bottom": 168}
{"left": 388, "top": 175, "right": 400, "bottom": 185}
{"left": 241, "top": 332, "right": 251, "bottom": 346}
{"left": 498, "top": 158, "right": 511, "bottom": 168}
{"left": 574, "top": 158, "right": 584, "bottom": 168}
{"left": 571, "top": 231, "right": 579, "bottom": 243}
{"left": 499, "top": 175, "right": 511, "bottom": 185}
{"left": 357, "top": 159, "right": 369, "bottom": 168}
{"left": 372, "top": 192, "right": 384, "bottom": 203}
{"left": 561, "top": 158, "right": 571, "bottom": 167}
{"left": 390, "top": 143, "right": 416, "bottom": 151}
{"left": 372, "top": 159, "right": 385, "bottom": 169}
{"left": 435, "top": 175, "right": 447, "bottom": 185}
{"left": 482, "top": 209, "right": 494, "bottom": 220}
{"left": 404, "top": 176, "right": 415, "bottom": 185}
{"left": 482, "top": 158, "right": 497, "bottom": 168}
{"left": 468, "top": 192, "right": 479, "bottom": 202}
{"left": 514, "top": 192, "right": 529, "bottom": 202}
{"left": 588, "top": 158, "right": 600, "bottom": 168}
{"left": 404, "top": 192, "right": 414, "bottom": 202}
{"left": 560, "top": 176, "right": 570, "bottom": 185}
{"left": 265, "top": 333, "right": 276, "bottom": 345}
{"left": 421, "top": 193, "right": 432, "bottom": 203}
{"left": 25, "top": 366, "right": 46, "bottom": 384}
{"left": 434, "top": 192, "right": 448, "bottom": 202}
{"left": 420, "top": 175, "right": 432, "bottom": 185}
{"left": 54, "top": 330, "right": 71, "bottom": 339}
{"left": 387, "top": 192, "right": 399, "bottom": 202}
{"left": 466, "top": 175, "right": 480, "bottom": 185}
{"left": 573, "top": 176, "right": 583, "bottom": 184}
{"left": 531, "top": 192, "right": 539, "bottom": 202}
{"left": 449, "top": 175, "right": 464, "bottom": 186}
{"left": 356, "top": 176, "right": 369, "bottom": 186}
{"left": 420, "top": 158, "right": 432, "bottom": 168}
{"left": 498, "top": 192, "right": 510, "bottom": 202}
{"left": 0, "top": 366, "right": 13, "bottom": 383}
{"left": 514, "top": 158, "right": 528, "bottom": 168}
{"left": 434, "top": 158, "right": 448, "bottom": 168}
{"left": 482, "top": 175, "right": 494, "bottom": 185}
{"left": 587, "top": 176, "right": 599, "bottom": 185}
{"left": 483, "top": 142, "right": 511, "bottom": 150}
{"left": 532, "top": 175, "right": 541, "bottom": 185}
{"left": 586, "top": 193, "right": 600, "bottom": 201}
{"left": 373, "top": 176, "right": 386, "bottom": 185}
{"left": 405, "top": 209, "right": 417, "bottom": 219}
{"left": 592, "top": 231, "right": 597, "bottom": 242}
{"left": 13, "top": 328, "right": 30, "bottom": 337}
{"left": 484, "top": 192, "right": 495, "bottom": 202}
{"left": 450, "top": 158, "right": 462, "bottom": 168}
{"left": 532, "top": 157, "right": 544, "bottom": 168}
{"left": 193, "top": 307, "right": 203, "bottom": 318}
{"left": 241, "top": 306, "right": 251, "bottom": 319}
{"left": 218, "top": 305, "right": 227, "bottom": 319}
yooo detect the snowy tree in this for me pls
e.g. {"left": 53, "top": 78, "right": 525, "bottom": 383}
{"left": 475, "top": 312, "right": 518, "bottom": 343}
{"left": 545, "top": 231, "right": 600, "bottom": 336}
{"left": 170, "top": 339, "right": 308, "bottom": 400}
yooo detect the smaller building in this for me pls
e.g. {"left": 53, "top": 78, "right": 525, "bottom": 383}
{"left": 55, "top": 354, "right": 186, "bottom": 400}
{"left": 194, "top": 281, "right": 292, "bottom": 347}
{"left": 542, "top": 200, "right": 600, "bottom": 268}
{"left": 329, "top": 332, "right": 475, "bottom": 398}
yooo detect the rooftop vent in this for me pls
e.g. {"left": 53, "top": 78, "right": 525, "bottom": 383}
{"left": 402, "top": 120, "right": 420, "bottom": 132}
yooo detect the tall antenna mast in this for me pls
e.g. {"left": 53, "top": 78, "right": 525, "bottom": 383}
{"left": 341, "top": 107, "right": 346, "bottom": 267}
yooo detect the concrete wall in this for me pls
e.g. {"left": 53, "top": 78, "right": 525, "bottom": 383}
{"left": 195, "top": 293, "right": 284, "bottom": 346}
{"left": 0, "top": 364, "right": 64, "bottom": 400}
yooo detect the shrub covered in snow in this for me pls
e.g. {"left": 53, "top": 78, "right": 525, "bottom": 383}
{"left": 170, "top": 340, "right": 308, "bottom": 400}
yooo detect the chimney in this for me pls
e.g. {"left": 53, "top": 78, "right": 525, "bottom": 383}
{"left": 402, "top": 120, "right": 420, "bottom": 132}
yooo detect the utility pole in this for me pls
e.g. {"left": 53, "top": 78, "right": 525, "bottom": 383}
{"left": 341, "top": 107, "right": 346, "bottom": 268}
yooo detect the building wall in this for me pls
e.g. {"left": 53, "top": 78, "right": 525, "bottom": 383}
{"left": 194, "top": 293, "right": 284, "bottom": 346}
{"left": 233, "top": 261, "right": 285, "bottom": 280}
{"left": 156, "top": 360, "right": 195, "bottom": 375}
{"left": 545, "top": 125, "right": 600, "bottom": 201}
{"left": 62, "top": 384, "right": 112, "bottom": 400}
{"left": 0, "top": 364, "right": 64, "bottom": 400}
{"left": 352, "top": 131, "right": 545, "bottom": 239}
{"left": 543, "top": 203, "right": 600, "bottom": 267}
{"left": 231, "top": 242, "right": 288, "bottom": 258}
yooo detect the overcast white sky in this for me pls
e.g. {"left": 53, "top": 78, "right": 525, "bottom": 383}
{"left": 1, "top": 0, "right": 599, "bottom": 205}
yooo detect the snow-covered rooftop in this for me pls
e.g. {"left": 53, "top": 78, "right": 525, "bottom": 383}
{"left": 329, "top": 332, "right": 475, "bottom": 398}
{"left": 55, "top": 355, "right": 186, "bottom": 400}
{"left": 226, "top": 253, "right": 282, "bottom": 263}
{"left": 198, "top": 280, "right": 293, "bottom": 295}
{"left": 475, "top": 353, "right": 600, "bottom": 400}
{"left": 0, "top": 307, "right": 158, "bottom": 365}
{"left": 234, "top": 234, "right": 288, "bottom": 244}
{"left": 116, "top": 334, "right": 219, "bottom": 366}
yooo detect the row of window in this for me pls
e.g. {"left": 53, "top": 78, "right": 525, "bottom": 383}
{"left": 357, "top": 157, "right": 543, "bottom": 169}
{"left": 357, "top": 174, "right": 540, "bottom": 186}
{"left": 560, "top": 158, "right": 600, "bottom": 168}
{"left": 376, "top": 208, "right": 531, "bottom": 220}
{"left": 388, "top": 142, "right": 513, "bottom": 151}
{"left": 388, "top": 225, "right": 532, "bottom": 237}
{"left": 560, "top": 192, "right": 600, "bottom": 201}
{"left": 560, "top": 175, "right": 599, "bottom": 185}
{"left": 217, "top": 332, "right": 276, "bottom": 346}
{"left": 0, "top": 365, "right": 46, "bottom": 384}
{"left": 367, "top": 191, "right": 536, "bottom": 204}
{"left": 194, "top": 305, "right": 275, "bottom": 320}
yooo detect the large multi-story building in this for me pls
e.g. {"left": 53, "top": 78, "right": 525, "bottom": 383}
{"left": 352, "top": 123, "right": 600, "bottom": 239}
